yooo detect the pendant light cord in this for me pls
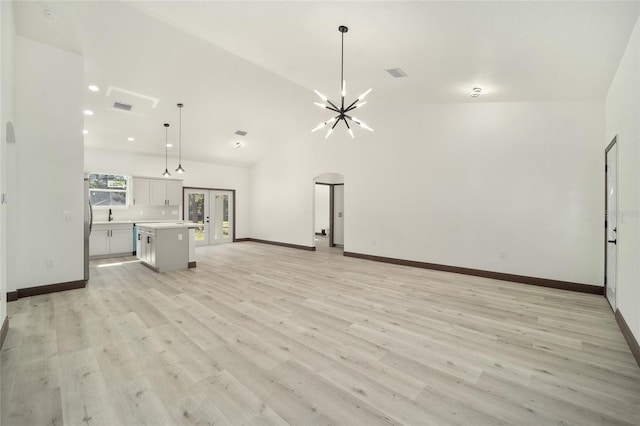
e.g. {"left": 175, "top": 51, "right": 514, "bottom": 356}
{"left": 341, "top": 30, "right": 345, "bottom": 110}
{"left": 165, "top": 126, "right": 168, "bottom": 169}
{"left": 178, "top": 106, "right": 182, "bottom": 162}
{"left": 341, "top": 31, "right": 344, "bottom": 91}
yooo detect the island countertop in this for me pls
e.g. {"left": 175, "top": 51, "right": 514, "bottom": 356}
{"left": 136, "top": 222, "right": 200, "bottom": 229}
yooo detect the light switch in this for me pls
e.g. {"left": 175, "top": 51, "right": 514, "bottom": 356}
{"left": 178, "top": 233, "right": 183, "bottom": 241}
{"left": 62, "top": 211, "right": 73, "bottom": 220}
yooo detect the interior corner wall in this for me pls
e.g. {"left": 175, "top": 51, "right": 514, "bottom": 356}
{"left": 605, "top": 15, "right": 640, "bottom": 341}
{"left": 84, "top": 148, "right": 251, "bottom": 238}
{"left": 7, "top": 36, "right": 84, "bottom": 292}
{"left": 0, "top": 0, "right": 15, "bottom": 317}
{"left": 250, "top": 100, "right": 604, "bottom": 286}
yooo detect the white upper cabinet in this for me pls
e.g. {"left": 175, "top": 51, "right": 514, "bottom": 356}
{"left": 150, "top": 179, "right": 168, "bottom": 206}
{"left": 166, "top": 180, "right": 182, "bottom": 206}
{"left": 139, "top": 178, "right": 183, "bottom": 206}
{"left": 131, "top": 177, "right": 150, "bottom": 206}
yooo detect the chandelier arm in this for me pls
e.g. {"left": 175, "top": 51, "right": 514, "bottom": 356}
{"left": 326, "top": 99, "right": 340, "bottom": 111}
{"left": 344, "top": 99, "right": 359, "bottom": 111}
{"left": 325, "top": 105, "right": 341, "bottom": 113}
{"left": 344, "top": 119, "right": 352, "bottom": 130}
{"left": 330, "top": 118, "right": 341, "bottom": 130}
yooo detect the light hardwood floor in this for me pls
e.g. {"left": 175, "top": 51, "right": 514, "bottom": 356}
{"left": 2, "top": 242, "right": 640, "bottom": 425}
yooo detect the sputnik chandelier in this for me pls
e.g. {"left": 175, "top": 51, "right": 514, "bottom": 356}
{"left": 312, "top": 25, "right": 373, "bottom": 139}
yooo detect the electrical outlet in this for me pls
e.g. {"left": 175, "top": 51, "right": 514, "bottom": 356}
{"left": 178, "top": 234, "right": 183, "bottom": 241}
{"left": 499, "top": 252, "right": 506, "bottom": 260}
{"left": 161, "top": 210, "right": 166, "bottom": 215}
{"left": 62, "top": 211, "right": 73, "bottom": 220}
{"left": 172, "top": 210, "right": 178, "bottom": 215}
{"left": 46, "top": 259, "right": 54, "bottom": 268}
{"left": 140, "top": 211, "right": 144, "bottom": 215}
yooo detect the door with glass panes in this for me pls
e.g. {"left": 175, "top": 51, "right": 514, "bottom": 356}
{"left": 184, "top": 189, "right": 234, "bottom": 246}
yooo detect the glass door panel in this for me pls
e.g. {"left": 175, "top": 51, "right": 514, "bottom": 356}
{"left": 184, "top": 189, "right": 209, "bottom": 247}
{"left": 211, "top": 190, "right": 233, "bottom": 244}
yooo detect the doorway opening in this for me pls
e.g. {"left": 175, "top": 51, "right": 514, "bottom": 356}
{"left": 183, "top": 187, "right": 235, "bottom": 246}
{"left": 313, "top": 173, "right": 344, "bottom": 252}
{"left": 605, "top": 136, "right": 618, "bottom": 311}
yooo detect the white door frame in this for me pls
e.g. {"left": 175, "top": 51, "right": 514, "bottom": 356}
{"left": 605, "top": 136, "right": 618, "bottom": 311}
{"left": 183, "top": 187, "right": 236, "bottom": 246}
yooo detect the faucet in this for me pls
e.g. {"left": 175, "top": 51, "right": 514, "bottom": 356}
{"left": 108, "top": 208, "right": 113, "bottom": 222}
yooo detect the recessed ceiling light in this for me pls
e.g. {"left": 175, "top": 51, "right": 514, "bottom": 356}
{"left": 127, "top": 137, "right": 135, "bottom": 141}
{"left": 88, "top": 85, "right": 100, "bottom": 92}
{"left": 166, "top": 143, "right": 173, "bottom": 148}
{"left": 470, "top": 87, "right": 489, "bottom": 98}
{"left": 82, "top": 129, "right": 88, "bottom": 135}
{"left": 385, "top": 68, "right": 407, "bottom": 78}
{"left": 83, "top": 110, "right": 94, "bottom": 116}
{"left": 43, "top": 9, "right": 58, "bottom": 20}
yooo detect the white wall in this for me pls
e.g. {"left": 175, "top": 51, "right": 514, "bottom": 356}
{"left": 84, "top": 148, "right": 251, "bottom": 238}
{"left": 8, "top": 36, "right": 84, "bottom": 292}
{"left": 0, "top": 0, "right": 16, "bottom": 320}
{"left": 314, "top": 184, "right": 329, "bottom": 234}
{"left": 250, "top": 101, "right": 604, "bottom": 286}
{"left": 605, "top": 16, "right": 640, "bottom": 341}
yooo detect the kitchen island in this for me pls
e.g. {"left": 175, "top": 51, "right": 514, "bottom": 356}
{"left": 136, "top": 222, "right": 199, "bottom": 272}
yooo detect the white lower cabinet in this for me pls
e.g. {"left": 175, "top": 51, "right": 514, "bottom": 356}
{"left": 136, "top": 228, "right": 156, "bottom": 266}
{"left": 90, "top": 223, "right": 133, "bottom": 258}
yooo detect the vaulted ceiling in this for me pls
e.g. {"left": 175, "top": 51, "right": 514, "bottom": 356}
{"left": 12, "top": 1, "right": 640, "bottom": 166}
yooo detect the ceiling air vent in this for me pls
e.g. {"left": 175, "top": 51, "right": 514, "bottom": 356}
{"left": 113, "top": 102, "right": 133, "bottom": 112}
{"left": 385, "top": 68, "right": 408, "bottom": 78}
{"left": 235, "top": 130, "right": 247, "bottom": 136}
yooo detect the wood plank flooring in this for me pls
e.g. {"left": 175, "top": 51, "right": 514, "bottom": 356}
{"left": 2, "top": 242, "right": 640, "bottom": 425}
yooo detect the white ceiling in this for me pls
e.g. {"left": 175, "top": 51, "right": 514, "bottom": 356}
{"left": 12, "top": 1, "right": 640, "bottom": 166}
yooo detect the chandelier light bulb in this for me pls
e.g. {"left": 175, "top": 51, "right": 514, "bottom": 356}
{"left": 348, "top": 128, "right": 354, "bottom": 139}
{"left": 314, "top": 102, "right": 328, "bottom": 109}
{"left": 314, "top": 90, "right": 328, "bottom": 101}
{"left": 358, "top": 88, "right": 373, "bottom": 101}
{"left": 325, "top": 128, "right": 334, "bottom": 139}
{"left": 360, "top": 122, "right": 374, "bottom": 132}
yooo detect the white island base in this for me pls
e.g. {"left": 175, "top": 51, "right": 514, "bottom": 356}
{"left": 136, "top": 222, "right": 198, "bottom": 273}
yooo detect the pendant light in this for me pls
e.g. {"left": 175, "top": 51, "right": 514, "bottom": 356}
{"left": 312, "top": 25, "right": 373, "bottom": 139}
{"left": 162, "top": 123, "right": 171, "bottom": 177}
{"left": 175, "top": 103, "right": 186, "bottom": 173}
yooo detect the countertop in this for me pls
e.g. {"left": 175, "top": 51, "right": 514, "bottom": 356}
{"left": 93, "top": 219, "right": 185, "bottom": 225}
{"left": 136, "top": 222, "right": 200, "bottom": 229}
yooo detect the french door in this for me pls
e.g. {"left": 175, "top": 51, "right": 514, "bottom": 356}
{"left": 184, "top": 189, "right": 234, "bottom": 246}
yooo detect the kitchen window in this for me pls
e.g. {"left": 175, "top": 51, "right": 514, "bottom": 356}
{"left": 88, "top": 173, "right": 128, "bottom": 207}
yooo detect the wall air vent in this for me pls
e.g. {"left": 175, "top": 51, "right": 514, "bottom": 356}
{"left": 113, "top": 102, "right": 133, "bottom": 112}
{"left": 235, "top": 130, "right": 247, "bottom": 136}
{"left": 385, "top": 68, "right": 408, "bottom": 78}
